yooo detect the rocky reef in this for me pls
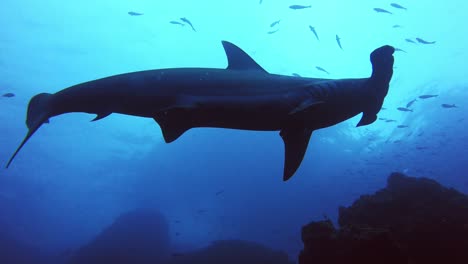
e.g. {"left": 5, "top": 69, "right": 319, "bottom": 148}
{"left": 64, "top": 208, "right": 293, "bottom": 264}
{"left": 166, "top": 239, "right": 293, "bottom": 264}
{"left": 68, "top": 208, "right": 170, "bottom": 264}
{"left": 0, "top": 231, "right": 51, "bottom": 264}
{"left": 300, "top": 172, "right": 468, "bottom": 264}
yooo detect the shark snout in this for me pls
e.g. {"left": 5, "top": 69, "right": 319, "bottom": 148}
{"left": 370, "top": 45, "right": 395, "bottom": 80}
{"left": 371, "top": 45, "right": 395, "bottom": 65}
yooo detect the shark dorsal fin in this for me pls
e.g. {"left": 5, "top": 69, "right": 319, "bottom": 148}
{"left": 222, "top": 41, "right": 267, "bottom": 73}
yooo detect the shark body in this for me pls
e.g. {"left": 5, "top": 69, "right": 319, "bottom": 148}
{"left": 6, "top": 41, "right": 394, "bottom": 181}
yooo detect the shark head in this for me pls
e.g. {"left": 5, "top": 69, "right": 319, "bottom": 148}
{"left": 370, "top": 45, "right": 395, "bottom": 84}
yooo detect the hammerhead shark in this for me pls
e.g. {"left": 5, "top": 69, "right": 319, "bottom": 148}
{"left": 6, "top": 41, "right": 394, "bottom": 181}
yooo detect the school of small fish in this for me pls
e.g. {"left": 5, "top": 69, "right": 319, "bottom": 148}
{"left": 379, "top": 93, "right": 458, "bottom": 130}
{"left": 125, "top": 2, "right": 436, "bottom": 56}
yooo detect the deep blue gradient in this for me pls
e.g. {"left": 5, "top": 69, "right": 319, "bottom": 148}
{"left": 1, "top": 0, "right": 467, "bottom": 260}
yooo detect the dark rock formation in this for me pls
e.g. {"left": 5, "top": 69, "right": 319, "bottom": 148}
{"left": 0, "top": 231, "right": 50, "bottom": 264}
{"left": 299, "top": 220, "right": 405, "bottom": 264}
{"left": 165, "top": 240, "right": 293, "bottom": 264}
{"left": 300, "top": 172, "right": 468, "bottom": 264}
{"left": 68, "top": 208, "right": 170, "bottom": 264}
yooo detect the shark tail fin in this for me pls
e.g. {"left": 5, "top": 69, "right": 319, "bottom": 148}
{"left": 6, "top": 93, "right": 52, "bottom": 168}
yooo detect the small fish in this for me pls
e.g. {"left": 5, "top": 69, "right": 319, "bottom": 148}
{"left": 374, "top": 8, "right": 393, "bottom": 14}
{"left": 392, "top": 24, "right": 403, "bottom": 28}
{"left": 416, "top": 146, "right": 429, "bottom": 150}
{"left": 180, "top": 17, "right": 196, "bottom": 32}
{"left": 406, "top": 99, "right": 417, "bottom": 108}
{"left": 270, "top": 20, "right": 281, "bottom": 27}
{"left": 128, "top": 11, "right": 143, "bottom": 16}
{"left": 170, "top": 21, "right": 185, "bottom": 26}
{"left": 419, "top": 94, "right": 438, "bottom": 99}
{"left": 416, "top": 38, "right": 436, "bottom": 44}
{"left": 267, "top": 29, "right": 279, "bottom": 34}
{"left": 292, "top": 73, "right": 301, "bottom": 77}
{"left": 397, "top": 107, "right": 413, "bottom": 112}
{"left": 378, "top": 117, "right": 387, "bottom": 121}
{"left": 336, "top": 34, "right": 343, "bottom": 50}
{"left": 381, "top": 107, "right": 387, "bottom": 110}
{"left": 259, "top": 0, "right": 263, "bottom": 4}
{"left": 215, "top": 190, "right": 224, "bottom": 196}
{"left": 397, "top": 125, "right": 409, "bottom": 128}
{"left": 172, "top": 253, "right": 184, "bottom": 257}
{"left": 395, "top": 48, "right": 407, "bottom": 53}
{"left": 289, "top": 5, "right": 311, "bottom": 10}
{"left": 405, "top": 38, "right": 416, "bottom": 44}
{"left": 197, "top": 209, "right": 207, "bottom": 214}
{"left": 390, "top": 3, "right": 407, "bottom": 10}
{"left": 441, "top": 104, "right": 457, "bottom": 108}
{"left": 175, "top": 232, "right": 180, "bottom": 236}
{"left": 2, "top": 93, "right": 15, "bottom": 98}
{"left": 385, "top": 119, "right": 397, "bottom": 123}
{"left": 315, "top": 66, "right": 330, "bottom": 74}
{"left": 309, "top": 26, "right": 319, "bottom": 41}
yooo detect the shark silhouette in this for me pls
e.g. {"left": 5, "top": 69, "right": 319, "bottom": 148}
{"left": 6, "top": 41, "right": 394, "bottom": 181}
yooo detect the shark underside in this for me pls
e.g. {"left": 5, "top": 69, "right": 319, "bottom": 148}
{"left": 6, "top": 41, "right": 395, "bottom": 181}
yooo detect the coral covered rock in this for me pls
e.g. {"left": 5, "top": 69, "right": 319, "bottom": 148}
{"left": 300, "top": 172, "right": 468, "bottom": 264}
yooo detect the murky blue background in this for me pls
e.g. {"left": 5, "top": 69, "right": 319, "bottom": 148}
{"left": 1, "top": 0, "right": 467, "bottom": 260}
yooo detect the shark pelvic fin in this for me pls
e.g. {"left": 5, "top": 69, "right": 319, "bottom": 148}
{"left": 154, "top": 108, "right": 193, "bottom": 143}
{"left": 91, "top": 112, "right": 111, "bottom": 122}
{"left": 280, "top": 126, "right": 313, "bottom": 181}
{"left": 357, "top": 111, "right": 377, "bottom": 127}
{"left": 222, "top": 41, "right": 267, "bottom": 73}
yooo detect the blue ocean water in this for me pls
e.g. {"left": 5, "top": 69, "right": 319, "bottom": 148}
{"left": 0, "top": 0, "right": 467, "bottom": 262}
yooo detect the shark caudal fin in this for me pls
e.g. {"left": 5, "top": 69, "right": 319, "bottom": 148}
{"left": 6, "top": 93, "right": 52, "bottom": 168}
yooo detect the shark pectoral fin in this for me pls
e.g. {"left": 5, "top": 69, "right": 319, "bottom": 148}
{"left": 289, "top": 99, "right": 324, "bottom": 115}
{"left": 280, "top": 126, "right": 313, "bottom": 181}
{"left": 91, "top": 112, "right": 111, "bottom": 122}
{"left": 357, "top": 111, "right": 377, "bottom": 127}
{"left": 153, "top": 109, "right": 193, "bottom": 143}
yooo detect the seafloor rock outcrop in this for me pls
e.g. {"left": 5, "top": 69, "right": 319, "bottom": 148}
{"left": 299, "top": 219, "right": 406, "bottom": 264}
{"left": 68, "top": 208, "right": 170, "bottom": 264}
{"left": 0, "top": 231, "right": 51, "bottom": 264}
{"left": 300, "top": 172, "right": 468, "bottom": 264}
{"left": 165, "top": 239, "right": 294, "bottom": 264}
